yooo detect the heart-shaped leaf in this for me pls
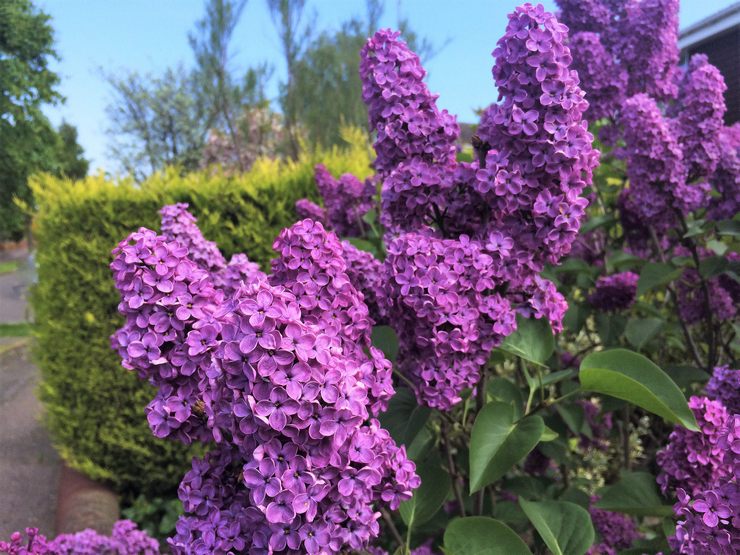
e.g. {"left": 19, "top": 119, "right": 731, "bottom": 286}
{"left": 371, "top": 325, "right": 399, "bottom": 361}
{"left": 579, "top": 349, "right": 698, "bottom": 431}
{"left": 399, "top": 452, "right": 450, "bottom": 530}
{"left": 595, "top": 472, "right": 673, "bottom": 517}
{"left": 637, "top": 262, "right": 682, "bottom": 296}
{"left": 625, "top": 317, "right": 664, "bottom": 351}
{"left": 499, "top": 315, "right": 555, "bottom": 367}
{"left": 378, "top": 387, "right": 430, "bottom": 448}
{"left": 444, "top": 517, "right": 532, "bottom": 555}
{"left": 469, "top": 402, "right": 544, "bottom": 493}
{"left": 519, "top": 499, "right": 594, "bottom": 555}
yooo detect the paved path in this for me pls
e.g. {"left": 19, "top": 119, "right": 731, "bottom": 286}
{"left": 0, "top": 248, "right": 33, "bottom": 324}
{"left": 0, "top": 345, "right": 59, "bottom": 538}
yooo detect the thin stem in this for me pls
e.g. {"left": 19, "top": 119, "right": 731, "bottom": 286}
{"left": 381, "top": 509, "right": 405, "bottom": 553}
{"left": 441, "top": 421, "right": 466, "bottom": 518}
{"left": 393, "top": 369, "right": 418, "bottom": 392}
{"left": 678, "top": 216, "right": 717, "bottom": 370}
{"left": 527, "top": 387, "right": 581, "bottom": 416}
{"left": 648, "top": 227, "right": 706, "bottom": 369}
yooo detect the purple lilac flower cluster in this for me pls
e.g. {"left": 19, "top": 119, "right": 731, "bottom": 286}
{"left": 674, "top": 247, "right": 739, "bottom": 327}
{"left": 656, "top": 396, "right": 731, "bottom": 497}
{"left": 359, "top": 4, "right": 597, "bottom": 409}
{"left": 557, "top": 0, "right": 738, "bottom": 265}
{"left": 295, "top": 198, "right": 327, "bottom": 225}
{"left": 160, "top": 203, "right": 264, "bottom": 296}
{"left": 672, "top": 54, "right": 727, "bottom": 181}
{"left": 565, "top": 32, "right": 625, "bottom": 122}
{"left": 111, "top": 227, "right": 222, "bottom": 443}
{"left": 587, "top": 271, "right": 638, "bottom": 312}
{"left": 587, "top": 497, "right": 640, "bottom": 555}
{"left": 360, "top": 30, "right": 459, "bottom": 180}
{"left": 708, "top": 125, "right": 740, "bottom": 220}
{"left": 556, "top": 0, "right": 679, "bottom": 113}
{"left": 705, "top": 366, "right": 740, "bottom": 414}
{"left": 294, "top": 166, "right": 388, "bottom": 324}
{"left": 0, "top": 521, "right": 158, "bottom": 555}
{"left": 383, "top": 232, "right": 518, "bottom": 409}
{"left": 312, "top": 164, "right": 376, "bottom": 237}
{"left": 669, "top": 416, "right": 740, "bottom": 554}
{"left": 112, "top": 217, "right": 418, "bottom": 553}
{"left": 340, "top": 240, "right": 388, "bottom": 324}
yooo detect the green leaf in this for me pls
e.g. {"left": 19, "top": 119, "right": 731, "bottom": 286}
{"left": 503, "top": 476, "right": 548, "bottom": 500}
{"left": 581, "top": 214, "right": 616, "bottom": 233}
{"left": 541, "top": 426, "right": 559, "bottom": 442}
{"left": 563, "top": 302, "right": 589, "bottom": 333}
{"left": 469, "top": 402, "right": 544, "bottom": 493}
{"left": 707, "top": 239, "right": 728, "bottom": 256}
{"left": 399, "top": 452, "right": 450, "bottom": 530}
{"left": 579, "top": 349, "right": 698, "bottom": 430}
{"left": 538, "top": 439, "right": 569, "bottom": 465}
{"left": 699, "top": 255, "right": 728, "bottom": 279}
{"left": 595, "top": 472, "right": 673, "bottom": 517}
{"left": 606, "top": 250, "right": 643, "bottom": 273}
{"left": 362, "top": 208, "right": 377, "bottom": 225}
{"left": 555, "top": 404, "right": 589, "bottom": 437}
{"left": 595, "top": 313, "right": 626, "bottom": 347}
{"left": 499, "top": 315, "right": 555, "bottom": 367}
{"left": 444, "top": 517, "right": 532, "bottom": 555}
{"left": 540, "top": 369, "right": 577, "bottom": 387}
{"left": 637, "top": 262, "right": 682, "bottom": 296}
{"left": 682, "top": 219, "right": 706, "bottom": 238}
{"left": 519, "top": 499, "right": 594, "bottom": 555}
{"left": 716, "top": 219, "right": 740, "bottom": 237}
{"left": 371, "top": 325, "right": 399, "bottom": 361}
{"left": 625, "top": 317, "right": 664, "bottom": 351}
{"left": 665, "top": 365, "right": 710, "bottom": 389}
{"left": 553, "top": 258, "right": 593, "bottom": 274}
{"left": 378, "top": 388, "right": 430, "bottom": 448}
{"left": 487, "top": 377, "right": 525, "bottom": 420}
{"left": 559, "top": 487, "right": 591, "bottom": 509}
{"left": 345, "top": 237, "right": 378, "bottom": 256}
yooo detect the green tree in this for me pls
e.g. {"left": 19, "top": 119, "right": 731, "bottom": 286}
{"left": 104, "top": 66, "right": 208, "bottom": 180}
{"left": 267, "top": 0, "right": 312, "bottom": 159}
{"left": 54, "top": 121, "right": 88, "bottom": 179}
{"left": 0, "top": 0, "right": 62, "bottom": 240}
{"left": 271, "top": 0, "right": 446, "bottom": 151}
{"left": 189, "top": 0, "right": 272, "bottom": 172}
{"left": 105, "top": 0, "right": 269, "bottom": 178}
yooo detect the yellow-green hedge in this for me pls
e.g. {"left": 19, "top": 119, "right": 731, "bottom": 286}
{"left": 30, "top": 134, "right": 372, "bottom": 497}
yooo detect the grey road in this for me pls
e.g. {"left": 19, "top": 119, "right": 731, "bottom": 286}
{"left": 0, "top": 249, "right": 33, "bottom": 324}
{"left": 0, "top": 346, "right": 59, "bottom": 538}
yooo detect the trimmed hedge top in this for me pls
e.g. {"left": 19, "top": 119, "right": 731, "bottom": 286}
{"left": 30, "top": 133, "right": 372, "bottom": 496}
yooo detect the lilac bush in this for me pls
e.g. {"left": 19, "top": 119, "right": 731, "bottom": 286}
{"left": 103, "top": 2, "right": 739, "bottom": 553}
{"left": 0, "top": 521, "right": 158, "bottom": 555}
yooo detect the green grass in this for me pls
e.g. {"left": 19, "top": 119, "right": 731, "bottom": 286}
{"left": 0, "top": 260, "right": 19, "bottom": 274}
{"left": 0, "top": 322, "right": 32, "bottom": 337}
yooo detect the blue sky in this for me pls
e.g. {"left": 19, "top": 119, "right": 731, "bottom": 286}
{"left": 39, "top": 0, "right": 735, "bottom": 172}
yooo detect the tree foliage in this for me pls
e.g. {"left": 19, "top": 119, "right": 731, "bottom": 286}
{"left": 0, "top": 0, "right": 61, "bottom": 240}
{"left": 105, "top": 0, "right": 270, "bottom": 179}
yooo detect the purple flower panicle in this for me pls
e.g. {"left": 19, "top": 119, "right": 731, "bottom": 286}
{"left": 587, "top": 272, "right": 638, "bottom": 312}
